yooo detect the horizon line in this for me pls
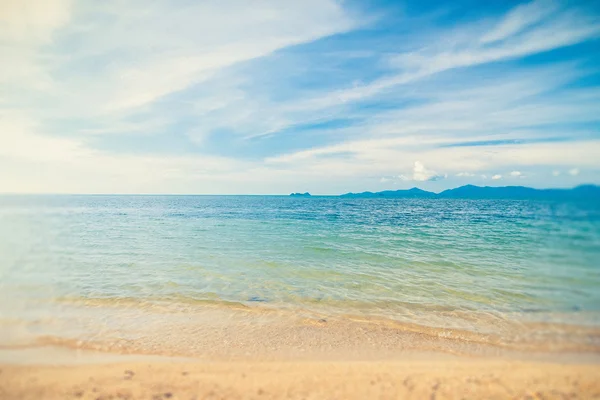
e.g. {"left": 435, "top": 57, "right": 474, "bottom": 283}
{"left": 0, "top": 183, "right": 596, "bottom": 197}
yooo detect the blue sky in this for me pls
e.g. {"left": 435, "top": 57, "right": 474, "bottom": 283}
{"left": 1, "top": 0, "right": 599, "bottom": 194}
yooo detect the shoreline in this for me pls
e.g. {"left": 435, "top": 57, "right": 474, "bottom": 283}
{"left": 3, "top": 300, "right": 599, "bottom": 399}
{"left": 2, "top": 309, "right": 599, "bottom": 399}
{"left": 2, "top": 303, "right": 599, "bottom": 362}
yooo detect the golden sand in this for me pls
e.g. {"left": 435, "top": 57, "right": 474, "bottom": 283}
{"left": 2, "top": 358, "right": 599, "bottom": 400}
{"left": 1, "top": 307, "right": 599, "bottom": 399}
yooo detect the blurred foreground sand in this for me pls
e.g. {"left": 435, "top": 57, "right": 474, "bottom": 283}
{"left": 2, "top": 358, "right": 599, "bottom": 399}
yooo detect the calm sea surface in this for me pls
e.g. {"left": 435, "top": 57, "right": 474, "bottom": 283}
{"left": 1, "top": 195, "right": 599, "bottom": 350}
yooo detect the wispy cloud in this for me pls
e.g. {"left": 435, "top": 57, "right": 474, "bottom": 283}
{"left": 292, "top": 0, "right": 600, "bottom": 111}
{"left": 0, "top": 0, "right": 599, "bottom": 194}
{"left": 480, "top": 0, "right": 559, "bottom": 44}
{"left": 2, "top": 0, "right": 360, "bottom": 119}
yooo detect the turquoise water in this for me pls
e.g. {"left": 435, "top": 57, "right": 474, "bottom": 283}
{"left": 1, "top": 195, "right": 599, "bottom": 348}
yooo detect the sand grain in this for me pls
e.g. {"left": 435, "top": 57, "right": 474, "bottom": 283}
{"left": 2, "top": 359, "right": 599, "bottom": 399}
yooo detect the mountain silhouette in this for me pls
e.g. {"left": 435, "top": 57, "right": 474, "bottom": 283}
{"left": 338, "top": 185, "right": 600, "bottom": 200}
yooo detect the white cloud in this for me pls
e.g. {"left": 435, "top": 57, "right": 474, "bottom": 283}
{"left": 569, "top": 168, "right": 580, "bottom": 176}
{"left": 480, "top": 0, "right": 558, "bottom": 44}
{"left": 187, "top": 1, "right": 600, "bottom": 142}
{"left": 510, "top": 171, "right": 522, "bottom": 177}
{"left": 492, "top": 174, "right": 503, "bottom": 180}
{"left": 1, "top": 0, "right": 599, "bottom": 194}
{"left": 243, "top": 61, "right": 599, "bottom": 158}
{"left": 2, "top": 0, "right": 360, "bottom": 118}
{"left": 295, "top": 1, "right": 600, "bottom": 111}
{"left": 552, "top": 170, "right": 561, "bottom": 176}
{"left": 111, "top": 1, "right": 356, "bottom": 112}
{"left": 0, "top": 110, "right": 251, "bottom": 193}
{"left": 0, "top": 0, "right": 365, "bottom": 193}
{"left": 266, "top": 136, "right": 600, "bottom": 177}
{"left": 0, "top": 0, "right": 72, "bottom": 43}
{"left": 413, "top": 161, "right": 440, "bottom": 182}
{"left": 0, "top": 0, "right": 72, "bottom": 93}
{"left": 258, "top": 58, "right": 600, "bottom": 188}
{"left": 0, "top": 110, "right": 86, "bottom": 163}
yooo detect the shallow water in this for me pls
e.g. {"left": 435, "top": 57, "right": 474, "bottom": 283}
{"left": 1, "top": 195, "right": 599, "bottom": 353}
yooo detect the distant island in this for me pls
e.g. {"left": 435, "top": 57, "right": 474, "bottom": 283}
{"left": 290, "top": 192, "right": 311, "bottom": 197}
{"left": 340, "top": 187, "right": 436, "bottom": 199}
{"left": 334, "top": 184, "right": 600, "bottom": 200}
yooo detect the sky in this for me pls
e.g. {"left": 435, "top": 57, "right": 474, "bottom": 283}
{"left": 1, "top": 0, "right": 599, "bottom": 194}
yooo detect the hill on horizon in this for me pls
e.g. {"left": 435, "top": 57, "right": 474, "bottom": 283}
{"left": 337, "top": 184, "right": 600, "bottom": 200}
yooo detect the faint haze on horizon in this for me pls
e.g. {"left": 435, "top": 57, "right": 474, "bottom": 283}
{"left": 1, "top": 0, "right": 599, "bottom": 195}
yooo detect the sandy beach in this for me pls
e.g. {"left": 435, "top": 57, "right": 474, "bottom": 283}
{"left": 2, "top": 0, "right": 600, "bottom": 396}
{"left": 2, "top": 356, "right": 600, "bottom": 400}
{"left": 2, "top": 304, "right": 600, "bottom": 399}
{"left": 1, "top": 287, "right": 599, "bottom": 399}
{"left": 2, "top": 312, "right": 600, "bottom": 400}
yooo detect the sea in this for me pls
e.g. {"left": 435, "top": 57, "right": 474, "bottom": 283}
{"left": 1, "top": 195, "right": 599, "bottom": 356}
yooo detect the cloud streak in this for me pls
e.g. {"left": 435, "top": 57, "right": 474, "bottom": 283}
{"left": 0, "top": 0, "right": 599, "bottom": 194}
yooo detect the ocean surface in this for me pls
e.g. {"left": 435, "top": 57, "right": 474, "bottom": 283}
{"left": 1, "top": 195, "right": 599, "bottom": 353}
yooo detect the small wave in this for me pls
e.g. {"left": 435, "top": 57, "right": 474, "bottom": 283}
{"left": 54, "top": 294, "right": 252, "bottom": 312}
{"left": 305, "top": 246, "right": 336, "bottom": 253}
{"left": 14, "top": 311, "right": 600, "bottom": 361}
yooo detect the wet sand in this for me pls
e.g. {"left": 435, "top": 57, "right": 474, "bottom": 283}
{"left": 2, "top": 357, "right": 600, "bottom": 400}
{"left": 2, "top": 307, "right": 599, "bottom": 399}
